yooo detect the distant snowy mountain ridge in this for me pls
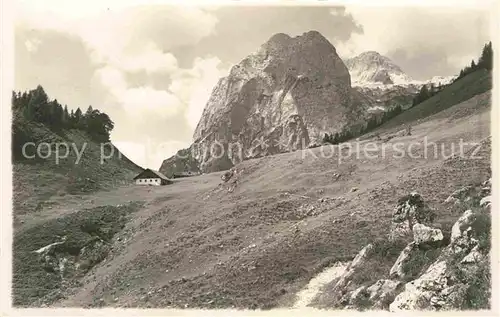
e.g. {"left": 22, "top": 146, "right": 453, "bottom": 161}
{"left": 345, "top": 51, "right": 457, "bottom": 89}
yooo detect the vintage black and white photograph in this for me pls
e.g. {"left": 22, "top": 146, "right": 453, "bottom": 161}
{"left": 3, "top": 0, "right": 496, "bottom": 313}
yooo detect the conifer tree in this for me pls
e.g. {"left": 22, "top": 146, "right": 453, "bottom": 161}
{"left": 74, "top": 107, "right": 83, "bottom": 128}
{"left": 63, "top": 105, "right": 70, "bottom": 127}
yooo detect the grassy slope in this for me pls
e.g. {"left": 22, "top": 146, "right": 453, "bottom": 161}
{"left": 12, "top": 114, "right": 146, "bottom": 306}
{"left": 13, "top": 69, "right": 492, "bottom": 309}
{"left": 375, "top": 69, "right": 492, "bottom": 131}
{"left": 55, "top": 89, "right": 490, "bottom": 309}
{"left": 12, "top": 114, "right": 143, "bottom": 226}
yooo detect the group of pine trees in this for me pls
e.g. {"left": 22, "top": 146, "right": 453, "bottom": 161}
{"left": 323, "top": 104, "right": 403, "bottom": 145}
{"left": 410, "top": 41, "right": 493, "bottom": 108}
{"left": 12, "top": 85, "right": 114, "bottom": 142}
{"left": 456, "top": 41, "right": 493, "bottom": 81}
{"left": 411, "top": 82, "right": 446, "bottom": 107}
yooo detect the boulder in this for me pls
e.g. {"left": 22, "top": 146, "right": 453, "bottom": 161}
{"left": 460, "top": 245, "right": 484, "bottom": 264}
{"left": 390, "top": 192, "right": 435, "bottom": 240}
{"left": 349, "top": 285, "right": 368, "bottom": 304}
{"left": 389, "top": 242, "right": 418, "bottom": 279}
{"left": 221, "top": 169, "right": 234, "bottom": 182}
{"left": 333, "top": 244, "right": 374, "bottom": 292}
{"left": 450, "top": 210, "right": 478, "bottom": 253}
{"left": 389, "top": 260, "right": 448, "bottom": 311}
{"left": 365, "top": 279, "right": 403, "bottom": 309}
{"left": 412, "top": 224, "right": 444, "bottom": 246}
{"left": 389, "top": 209, "right": 490, "bottom": 311}
{"left": 480, "top": 195, "right": 491, "bottom": 208}
{"left": 444, "top": 186, "right": 473, "bottom": 204}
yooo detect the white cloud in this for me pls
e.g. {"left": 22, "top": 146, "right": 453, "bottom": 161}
{"left": 120, "top": 86, "right": 183, "bottom": 117}
{"left": 16, "top": 2, "right": 218, "bottom": 72}
{"left": 333, "top": 6, "right": 491, "bottom": 79}
{"left": 94, "top": 66, "right": 127, "bottom": 95}
{"left": 119, "top": 42, "right": 179, "bottom": 74}
{"left": 94, "top": 65, "right": 183, "bottom": 117}
{"left": 169, "top": 56, "right": 230, "bottom": 129}
{"left": 16, "top": 1, "right": 223, "bottom": 142}
{"left": 339, "top": 6, "right": 490, "bottom": 64}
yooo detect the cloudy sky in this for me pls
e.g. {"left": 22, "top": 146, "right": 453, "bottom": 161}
{"left": 13, "top": 1, "right": 492, "bottom": 169}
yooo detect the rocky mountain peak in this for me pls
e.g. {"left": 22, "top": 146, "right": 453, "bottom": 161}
{"left": 357, "top": 50, "right": 385, "bottom": 59}
{"left": 162, "top": 31, "right": 363, "bottom": 174}
{"left": 345, "top": 51, "right": 412, "bottom": 86}
{"left": 350, "top": 51, "right": 398, "bottom": 67}
{"left": 264, "top": 32, "right": 292, "bottom": 47}
{"left": 263, "top": 30, "right": 331, "bottom": 48}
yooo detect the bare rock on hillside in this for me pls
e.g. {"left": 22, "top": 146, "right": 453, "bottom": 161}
{"left": 412, "top": 224, "right": 444, "bottom": 246}
{"left": 365, "top": 279, "right": 403, "bottom": 309}
{"left": 389, "top": 209, "right": 490, "bottom": 311}
{"left": 480, "top": 196, "right": 491, "bottom": 208}
{"left": 450, "top": 209, "right": 478, "bottom": 253}
{"left": 389, "top": 242, "right": 418, "bottom": 280}
{"left": 221, "top": 170, "right": 234, "bottom": 182}
{"left": 390, "top": 192, "right": 435, "bottom": 240}
{"left": 159, "top": 146, "right": 201, "bottom": 178}
{"left": 444, "top": 186, "right": 473, "bottom": 204}
{"left": 460, "top": 245, "right": 484, "bottom": 264}
{"left": 389, "top": 260, "right": 450, "bottom": 311}
{"left": 35, "top": 237, "right": 110, "bottom": 279}
{"left": 333, "top": 244, "right": 374, "bottom": 297}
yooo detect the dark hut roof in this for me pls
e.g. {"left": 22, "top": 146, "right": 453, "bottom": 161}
{"left": 133, "top": 168, "right": 171, "bottom": 181}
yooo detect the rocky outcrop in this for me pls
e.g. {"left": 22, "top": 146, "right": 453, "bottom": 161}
{"left": 34, "top": 236, "right": 110, "bottom": 282}
{"left": 365, "top": 279, "right": 403, "bottom": 309}
{"left": 389, "top": 192, "right": 435, "bottom": 240}
{"left": 159, "top": 146, "right": 201, "bottom": 178}
{"left": 412, "top": 224, "right": 444, "bottom": 246}
{"left": 338, "top": 205, "right": 489, "bottom": 312}
{"left": 334, "top": 244, "right": 374, "bottom": 292}
{"left": 480, "top": 196, "right": 491, "bottom": 208}
{"left": 388, "top": 176, "right": 491, "bottom": 311}
{"left": 308, "top": 178, "right": 491, "bottom": 311}
{"left": 389, "top": 209, "right": 490, "bottom": 311}
{"left": 444, "top": 186, "right": 474, "bottom": 204}
{"left": 449, "top": 210, "right": 478, "bottom": 253}
{"left": 389, "top": 242, "right": 419, "bottom": 280}
{"left": 389, "top": 260, "right": 450, "bottom": 310}
{"left": 162, "top": 31, "right": 365, "bottom": 173}
{"left": 347, "top": 279, "right": 403, "bottom": 310}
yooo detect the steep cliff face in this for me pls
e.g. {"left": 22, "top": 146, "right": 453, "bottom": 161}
{"left": 190, "top": 31, "right": 359, "bottom": 173}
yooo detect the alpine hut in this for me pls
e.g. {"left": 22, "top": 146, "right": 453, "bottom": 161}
{"left": 133, "top": 168, "right": 172, "bottom": 186}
